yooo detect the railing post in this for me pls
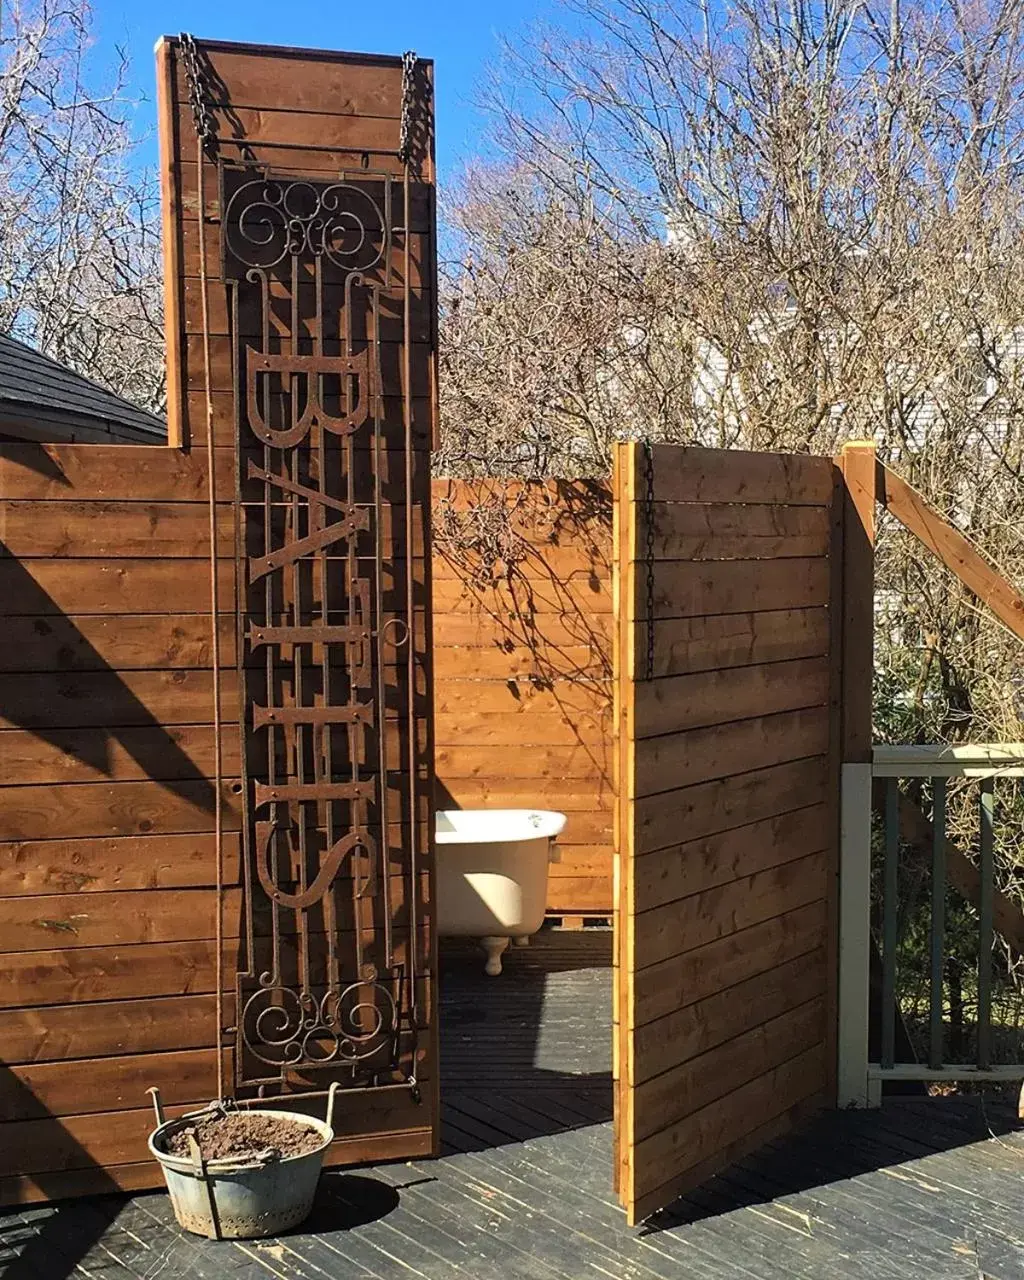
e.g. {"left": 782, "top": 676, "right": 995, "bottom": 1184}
{"left": 836, "top": 441, "right": 877, "bottom": 1108}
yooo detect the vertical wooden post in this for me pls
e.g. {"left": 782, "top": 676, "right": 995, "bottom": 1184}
{"left": 611, "top": 441, "right": 638, "bottom": 1203}
{"left": 836, "top": 440, "right": 877, "bottom": 1108}
{"left": 154, "top": 37, "right": 185, "bottom": 449}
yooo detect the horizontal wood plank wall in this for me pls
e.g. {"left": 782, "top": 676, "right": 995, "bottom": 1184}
{"left": 0, "top": 38, "right": 438, "bottom": 1205}
{"left": 0, "top": 444, "right": 236, "bottom": 1203}
{"left": 431, "top": 478, "right": 614, "bottom": 913}
{"left": 615, "top": 442, "right": 838, "bottom": 1226}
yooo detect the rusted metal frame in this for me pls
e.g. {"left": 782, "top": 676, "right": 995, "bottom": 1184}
{"left": 225, "top": 162, "right": 412, "bottom": 1089}
{"left": 254, "top": 780, "right": 375, "bottom": 805}
{"left": 316, "top": 249, "right": 342, "bottom": 1006}
{"left": 287, "top": 247, "right": 314, "bottom": 1025}
{"left": 346, "top": 436, "right": 367, "bottom": 992}
{"left": 187, "top": 91, "right": 228, "bottom": 1101}
{"left": 371, "top": 279, "right": 395, "bottom": 974}
{"left": 253, "top": 703, "right": 372, "bottom": 728}
{"left": 263, "top": 271, "right": 281, "bottom": 1001}
{"left": 402, "top": 144, "right": 420, "bottom": 1033}
{"left": 209, "top": 129, "right": 418, "bottom": 1088}
{"left": 224, "top": 140, "right": 407, "bottom": 156}
{"left": 251, "top": 623, "right": 369, "bottom": 647}
{"left": 228, "top": 179, "right": 254, "bottom": 1081}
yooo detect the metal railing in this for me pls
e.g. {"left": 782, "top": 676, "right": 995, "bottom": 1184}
{"left": 839, "top": 745, "right": 1024, "bottom": 1107}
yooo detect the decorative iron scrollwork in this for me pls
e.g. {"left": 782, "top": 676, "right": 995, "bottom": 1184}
{"left": 223, "top": 179, "right": 386, "bottom": 272}
{"left": 221, "top": 159, "right": 419, "bottom": 1092}
{"left": 241, "top": 978, "right": 400, "bottom": 1069}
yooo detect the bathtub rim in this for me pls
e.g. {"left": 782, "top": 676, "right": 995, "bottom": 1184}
{"left": 435, "top": 808, "right": 567, "bottom": 845}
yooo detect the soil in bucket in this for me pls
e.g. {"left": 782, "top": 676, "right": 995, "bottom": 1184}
{"left": 164, "top": 1112, "right": 323, "bottom": 1162}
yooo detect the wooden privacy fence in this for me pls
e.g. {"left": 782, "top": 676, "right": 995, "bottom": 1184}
{"left": 612, "top": 442, "right": 842, "bottom": 1226}
{"left": 431, "top": 478, "right": 614, "bottom": 915}
{"left": 0, "top": 464, "right": 614, "bottom": 1201}
{"left": 0, "top": 37, "right": 440, "bottom": 1203}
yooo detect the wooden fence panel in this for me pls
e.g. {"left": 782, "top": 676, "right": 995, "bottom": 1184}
{"left": 0, "top": 36, "right": 438, "bottom": 1204}
{"left": 431, "top": 479, "right": 614, "bottom": 913}
{"left": 614, "top": 442, "right": 840, "bottom": 1225}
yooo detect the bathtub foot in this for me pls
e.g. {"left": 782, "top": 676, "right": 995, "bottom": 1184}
{"left": 481, "top": 936, "right": 510, "bottom": 976}
{"left": 512, "top": 935, "right": 530, "bottom": 948}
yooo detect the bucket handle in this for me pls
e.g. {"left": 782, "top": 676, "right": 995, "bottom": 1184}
{"left": 325, "top": 1081, "right": 340, "bottom": 1135}
{"left": 188, "top": 1132, "right": 224, "bottom": 1242}
{"left": 147, "top": 1086, "right": 165, "bottom": 1127}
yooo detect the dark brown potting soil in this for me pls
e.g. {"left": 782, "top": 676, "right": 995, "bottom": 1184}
{"left": 164, "top": 1111, "right": 323, "bottom": 1162}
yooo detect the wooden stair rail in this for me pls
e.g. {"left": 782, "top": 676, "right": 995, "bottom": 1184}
{"left": 873, "top": 457, "right": 1024, "bottom": 962}
{"left": 876, "top": 461, "right": 1024, "bottom": 644}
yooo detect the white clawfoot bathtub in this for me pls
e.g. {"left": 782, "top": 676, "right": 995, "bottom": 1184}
{"left": 435, "top": 809, "right": 567, "bottom": 975}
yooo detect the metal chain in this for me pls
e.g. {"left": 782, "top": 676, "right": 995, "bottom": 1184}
{"left": 180, "top": 27, "right": 225, "bottom": 1097}
{"left": 179, "top": 31, "right": 217, "bottom": 152}
{"left": 398, "top": 50, "right": 418, "bottom": 163}
{"left": 642, "top": 439, "right": 656, "bottom": 681}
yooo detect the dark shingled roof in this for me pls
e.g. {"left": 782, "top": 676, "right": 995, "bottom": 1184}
{"left": 0, "top": 332, "right": 166, "bottom": 443}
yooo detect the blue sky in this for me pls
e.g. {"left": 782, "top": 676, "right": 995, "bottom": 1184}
{"left": 92, "top": 0, "right": 564, "bottom": 180}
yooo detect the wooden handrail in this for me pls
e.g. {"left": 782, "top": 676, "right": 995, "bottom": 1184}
{"left": 876, "top": 460, "right": 1024, "bottom": 645}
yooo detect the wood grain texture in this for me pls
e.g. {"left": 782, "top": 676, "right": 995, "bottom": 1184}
{"left": 636, "top": 755, "right": 829, "bottom": 855}
{"left": 633, "top": 705, "right": 830, "bottom": 797}
{"left": 633, "top": 996, "right": 826, "bottom": 1142}
{"left": 0, "top": 1085, "right": 431, "bottom": 1180}
{"left": 0, "top": 833, "right": 239, "bottom": 896}
{"left": 614, "top": 441, "right": 839, "bottom": 1225}
{"left": 0, "top": 993, "right": 226, "bottom": 1063}
{"left": 636, "top": 607, "right": 829, "bottom": 678}
{"left": 0, "top": 38, "right": 441, "bottom": 1200}
{"left": 634, "top": 444, "right": 834, "bottom": 506}
{"left": 0, "top": 1126, "right": 434, "bottom": 1206}
{"left": 839, "top": 443, "right": 876, "bottom": 762}
{"left": 633, "top": 657, "right": 829, "bottom": 741}
{"left": 632, "top": 851, "right": 828, "bottom": 972}
{"left": 646, "top": 556, "right": 830, "bottom": 619}
{"left": 629, "top": 1045, "right": 828, "bottom": 1220}
{"left": 633, "top": 802, "right": 830, "bottom": 915}
{"left": 633, "top": 902, "right": 827, "bottom": 1030}
{"left": 878, "top": 459, "right": 1024, "bottom": 645}
{"left": 432, "top": 479, "right": 615, "bottom": 911}
{"left": 638, "top": 500, "right": 830, "bottom": 561}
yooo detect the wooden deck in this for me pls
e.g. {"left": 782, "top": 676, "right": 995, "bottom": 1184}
{"left": 4, "top": 931, "right": 1024, "bottom": 1279}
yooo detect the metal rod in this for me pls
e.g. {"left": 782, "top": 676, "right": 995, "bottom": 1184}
{"left": 147, "top": 1086, "right": 166, "bottom": 1127}
{"left": 929, "top": 777, "right": 947, "bottom": 1071}
{"left": 229, "top": 223, "right": 252, "bottom": 1094}
{"left": 881, "top": 778, "right": 899, "bottom": 1069}
{"left": 402, "top": 148, "right": 419, "bottom": 1025}
{"left": 978, "top": 777, "right": 994, "bottom": 1071}
{"left": 195, "top": 110, "right": 226, "bottom": 1104}
{"left": 316, "top": 252, "right": 341, "bottom": 1002}
{"left": 370, "top": 281, "right": 394, "bottom": 969}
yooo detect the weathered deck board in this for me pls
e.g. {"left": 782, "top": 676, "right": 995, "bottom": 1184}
{"left": 2, "top": 931, "right": 1022, "bottom": 1279}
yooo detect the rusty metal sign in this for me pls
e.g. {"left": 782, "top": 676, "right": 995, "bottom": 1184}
{"left": 218, "top": 161, "right": 423, "bottom": 1093}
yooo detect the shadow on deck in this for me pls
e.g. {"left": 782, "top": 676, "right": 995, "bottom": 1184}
{"left": 3, "top": 930, "right": 1024, "bottom": 1279}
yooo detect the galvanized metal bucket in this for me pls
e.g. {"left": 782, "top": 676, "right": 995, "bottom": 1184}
{"left": 147, "top": 1083, "right": 339, "bottom": 1240}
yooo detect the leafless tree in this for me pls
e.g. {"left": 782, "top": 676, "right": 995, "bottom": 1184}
{"left": 439, "top": 0, "right": 1024, "bottom": 1024}
{"left": 441, "top": 0, "right": 1024, "bottom": 732}
{"left": 0, "top": 0, "right": 165, "bottom": 410}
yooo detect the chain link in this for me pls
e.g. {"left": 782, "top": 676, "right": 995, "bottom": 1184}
{"left": 398, "top": 50, "right": 418, "bottom": 164}
{"left": 179, "top": 31, "right": 217, "bottom": 151}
